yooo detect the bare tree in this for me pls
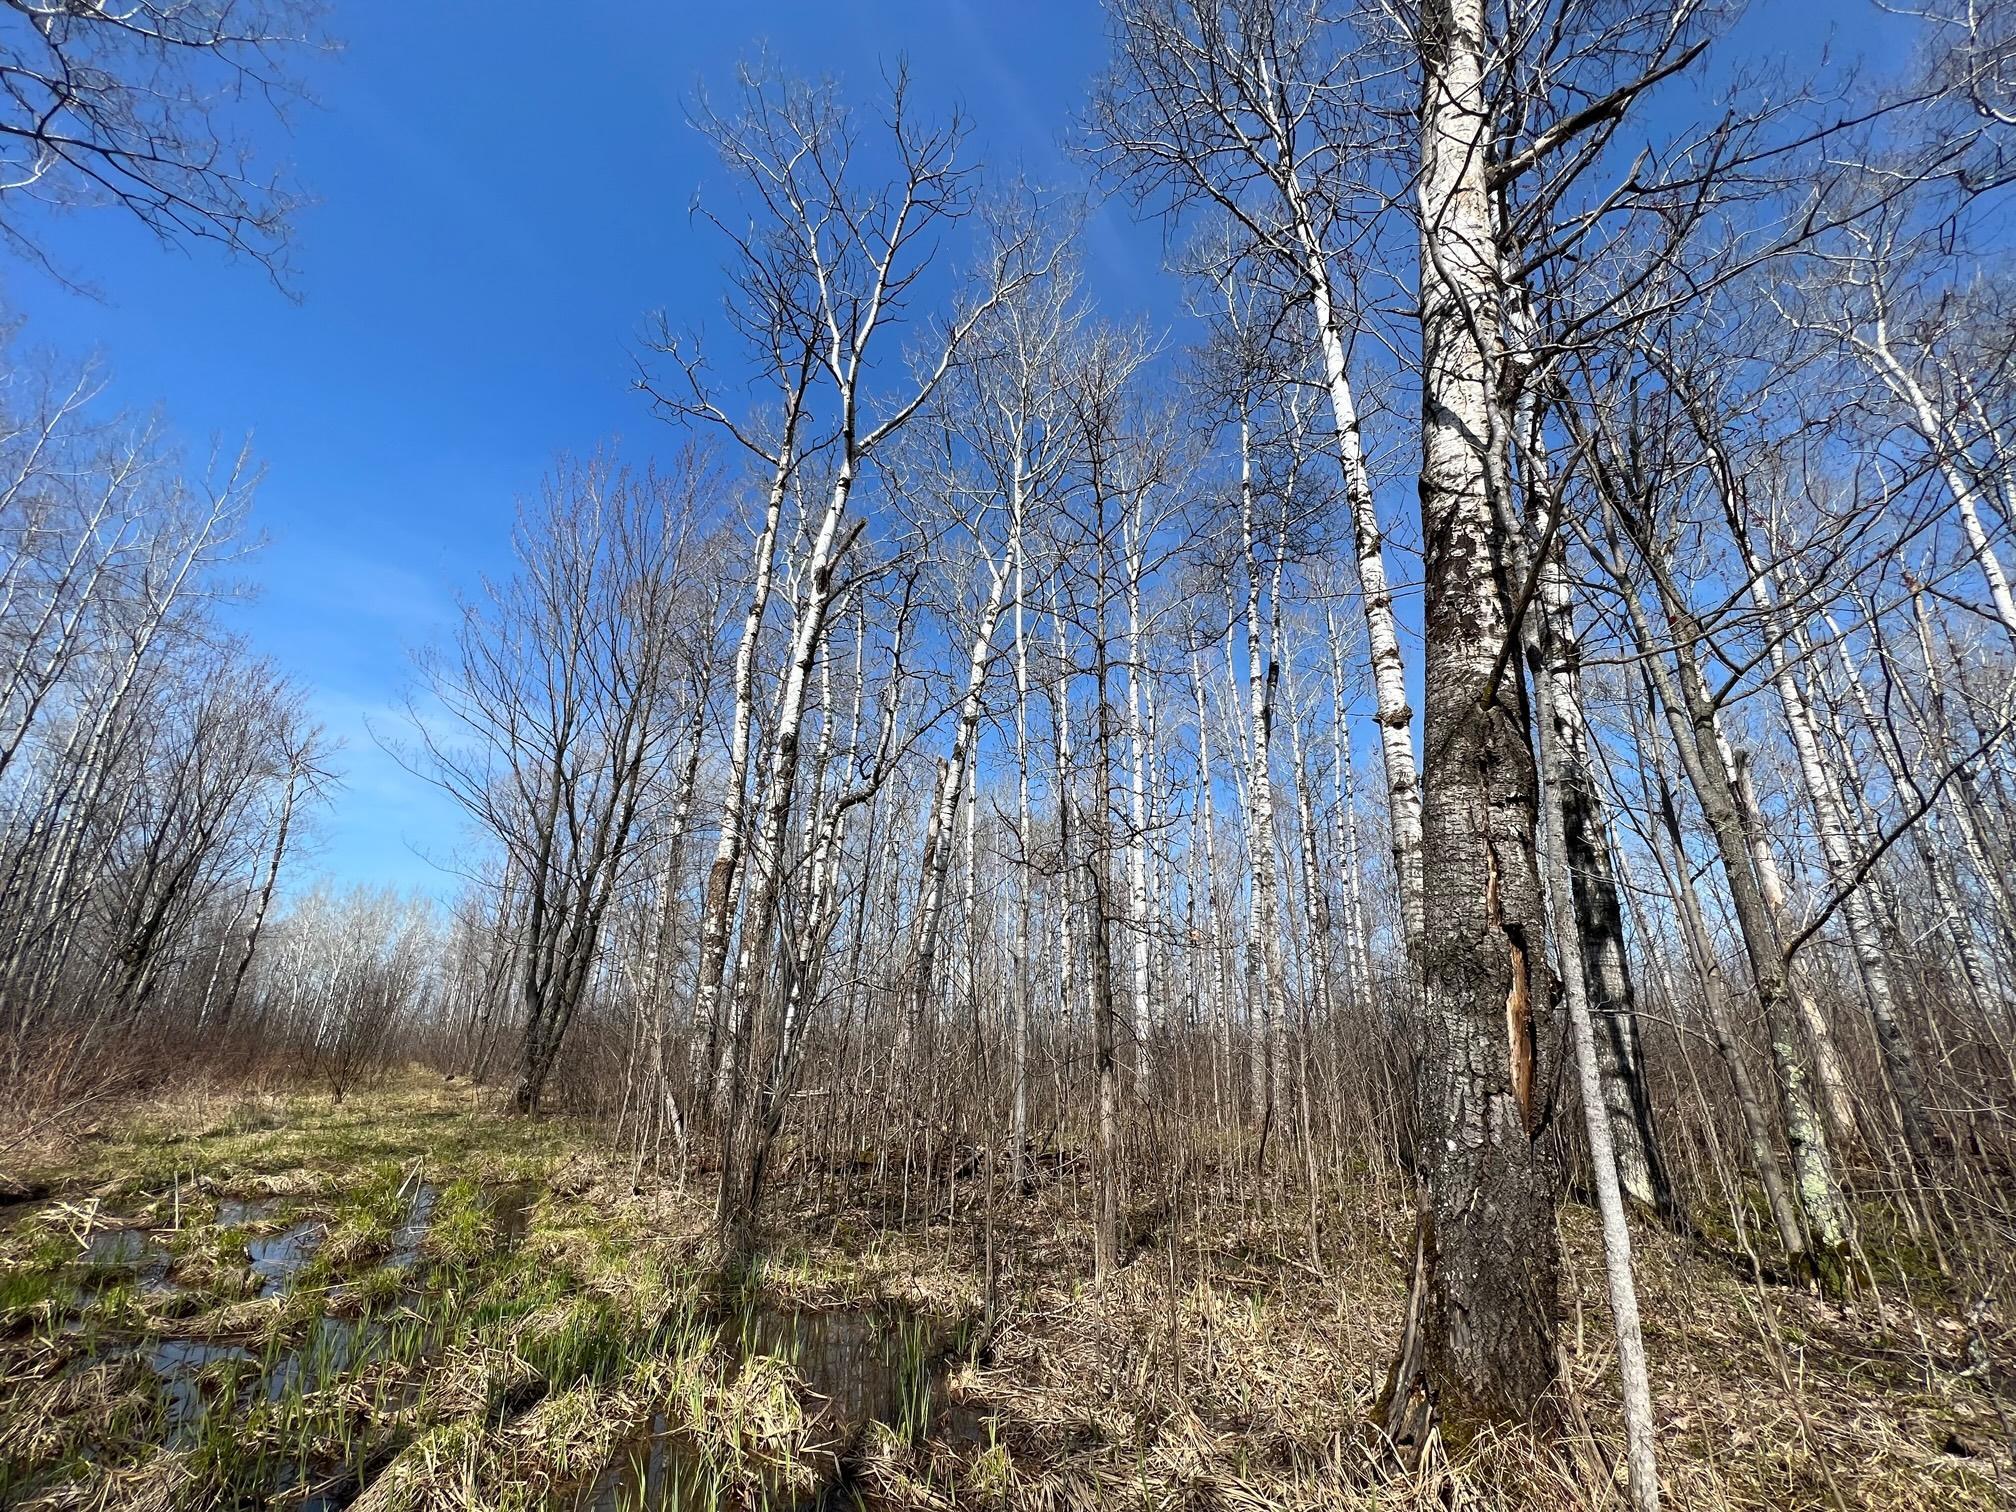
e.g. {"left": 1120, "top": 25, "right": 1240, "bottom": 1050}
{"left": 1090, "top": 0, "right": 1426, "bottom": 956}
{"left": 0, "top": 0, "right": 327, "bottom": 279}
{"left": 678, "top": 63, "right": 1041, "bottom": 1252}
{"left": 404, "top": 452, "right": 711, "bottom": 1115}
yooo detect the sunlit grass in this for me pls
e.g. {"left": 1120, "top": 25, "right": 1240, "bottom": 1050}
{"left": 0, "top": 1071, "right": 954, "bottom": 1509}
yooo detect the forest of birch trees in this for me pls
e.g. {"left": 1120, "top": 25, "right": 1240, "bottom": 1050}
{"left": 3, "top": 0, "right": 2015, "bottom": 1502}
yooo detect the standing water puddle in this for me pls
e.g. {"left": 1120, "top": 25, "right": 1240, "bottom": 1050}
{"left": 27, "top": 1178, "right": 827, "bottom": 1508}
{"left": 81, "top": 1221, "right": 175, "bottom": 1291}
{"left": 217, "top": 1197, "right": 278, "bottom": 1227}
{"left": 148, "top": 1339, "right": 255, "bottom": 1438}
{"left": 82, "top": 1227, "right": 147, "bottom": 1264}
{"left": 45, "top": 1179, "right": 530, "bottom": 1452}
{"left": 249, "top": 1220, "right": 323, "bottom": 1293}
{"left": 264, "top": 1313, "right": 385, "bottom": 1400}
{"left": 740, "top": 1306, "right": 932, "bottom": 1433}
{"left": 492, "top": 1181, "right": 541, "bottom": 1245}
{"left": 388, "top": 1183, "right": 439, "bottom": 1268}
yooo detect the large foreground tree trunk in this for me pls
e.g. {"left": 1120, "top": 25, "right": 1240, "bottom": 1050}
{"left": 1401, "top": 0, "right": 1560, "bottom": 1436}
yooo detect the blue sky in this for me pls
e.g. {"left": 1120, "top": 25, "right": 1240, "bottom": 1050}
{"left": 4, "top": 1, "right": 1181, "bottom": 896}
{"left": 3, "top": 1, "right": 1909, "bottom": 898}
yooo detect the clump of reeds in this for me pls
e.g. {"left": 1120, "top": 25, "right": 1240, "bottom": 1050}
{"left": 156, "top": 1293, "right": 286, "bottom": 1341}
{"left": 666, "top": 1347, "right": 831, "bottom": 1501}
{"left": 13, "top": 1445, "right": 202, "bottom": 1512}
{"left": 0, "top": 1354, "right": 153, "bottom": 1467}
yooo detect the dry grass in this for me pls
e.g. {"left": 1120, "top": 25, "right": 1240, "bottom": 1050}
{"left": 349, "top": 1381, "right": 644, "bottom": 1512}
{"left": 0, "top": 1353, "right": 154, "bottom": 1468}
{"left": 4, "top": 1073, "right": 2009, "bottom": 1510}
{"left": 747, "top": 1159, "right": 2014, "bottom": 1512}
{"left": 340, "top": 1331, "right": 836, "bottom": 1511}
{"left": 1, "top": 1075, "right": 880, "bottom": 1508}
{"left": 670, "top": 1347, "right": 835, "bottom": 1500}
{"left": 14, "top": 1448, "right": 205, "bottom": 1512}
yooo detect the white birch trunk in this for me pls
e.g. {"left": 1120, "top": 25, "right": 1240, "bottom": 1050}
{"left": 1124, "top": 515, "right": 1153, "bottom": 1094}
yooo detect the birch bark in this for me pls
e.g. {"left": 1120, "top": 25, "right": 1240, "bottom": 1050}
{"left": 1405, "top": 0, "right": 1560, "bottom": 1428}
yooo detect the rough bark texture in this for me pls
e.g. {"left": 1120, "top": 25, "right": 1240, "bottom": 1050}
{"left": 1564, "top": 767, "right": 1668, "bottom": 1209}
{"left": 1410, "top": 0, "right": 1560, "bottom": 1433}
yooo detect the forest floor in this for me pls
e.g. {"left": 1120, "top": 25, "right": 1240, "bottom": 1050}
{"left": 0, "top": 1069, "right": 2008, "bottom": 1511}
